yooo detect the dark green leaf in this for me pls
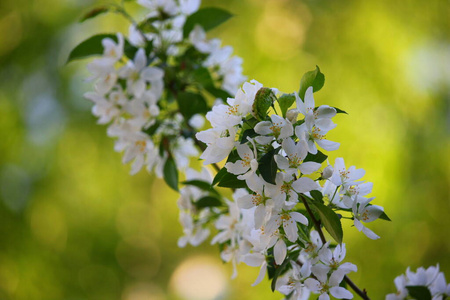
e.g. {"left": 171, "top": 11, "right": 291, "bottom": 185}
{"left": 67, "top": 34, "right": 115, "bottom": 63}
{"left": 205, "top": 87, "right": 232, "bottom": 100}
{"left": 193, "top": 67, "right": 214, "bottom": 87}
{"left": 217, "top": 171, "right": 247, "bottom": 188}
{"left": 80, "top": 6, "right": 109, "bottom": 23}
{"left": 143, "top": 121, "right": 159, "bottom": 136}
{"left": 278, "top": 93, "right": 296, "bottom": 118}
{"left": 163, "top": 157, "right": 179, "bottom": 191}
{"left": 195, "top": 196, "right": 222, "bottom": 208}
{"left": 182, "top": 180, "right": 220, "bottom": 196}
{"left": 212, "top": 167, "right": 227, "bottom": 186}
{"left": 258, "top": 148, "right": 278, "bottom": 185}
{"left": 298, "top": 65, "right": 325, "bottom": 100}
{"left": 183, "top": 7, "right": 233, "bottom": 38}
{"left": 310, "top": 200, "right": 343, "bottom": 244}
{"left": 406, "top": 286, "right": 432, "bottom": 300}
{"left": 310, "top": 190, "right": 324, "bottom": 203}
{"left": 304, "top": 150, "right": 327, "bottom": 164}
{"left": 66, "top": 34, "right": 140, "bottom": 63}
{"left": 177, "top": 92, "right": 208, "bottom": 120}
{"left": 253, "top": 87, "right": 277, "bottom": 121}
{"left": 271, "top": 258, "right": 290, "bottom": 292}
{"left": 379, "top": 211, "right": 392, "bottom": 221}
{"left": 333, "top": 107, "right": 348, "bottom": 114}
{"left": 240, "top": 129, "right": 258, "bottom": 144}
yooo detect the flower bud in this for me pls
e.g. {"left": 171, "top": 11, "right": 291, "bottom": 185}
{"left": 322, "top": 165, "right": 334, "bottom": 179}
{"left": 286, "top": 109, "right": 299, "bottom": 124}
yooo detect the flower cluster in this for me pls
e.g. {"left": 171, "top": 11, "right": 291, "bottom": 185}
{"left": 76, "top": 0, "right": 246, "bottom": 177}
{"left": 387, "top": 265, "right": 450, "bottom": 300}
{"left": 189, "top": 76, "right": 388, "bottom": 298}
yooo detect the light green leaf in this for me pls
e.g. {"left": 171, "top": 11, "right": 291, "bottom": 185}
{"left": 163, "top": 157, "right": 179, "bottom": 191}
{"left": 183, "top": 7, "right": 233, "bottom": 38}
{"left": 298, "top": 65, "right": 325, "bottom": 100}
{"left": 278, "top": 93, "right": 296, "bottom": 118}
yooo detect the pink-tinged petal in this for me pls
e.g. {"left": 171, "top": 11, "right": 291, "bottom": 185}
{"left": 299, "top": 161, "right": 322, "bottom": 175}
{"left": 290, "top": 212, "right": 308, "bottom": 226}
{"left": 329, "top": 287, "right": 353, "bottom": 299}
{"left": 225, "top": 161, "right": 249, "bottom": 175}
{"left": 292, "top": 177, "right": 319, "bottom": 193}
{"left": 283, "top": 218, "right": 298, "bottom": 242}
{"left": 316, "top": 139, "right": 340, "bottom": 151}
{"left": 254, "top": 121, "right": 272, "bottom": 135}
{"left": 252, "top": 261, "right": 267, "bottom": 286}
{"left": 274, "top": 239, "right": 287, "bottom": 265}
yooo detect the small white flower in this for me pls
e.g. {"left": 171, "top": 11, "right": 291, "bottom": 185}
{"left": 255, "top": 114, "right": 294, "bottom": 144}
{"left": 352, "top": 197, "right": 384, "bottom": 240}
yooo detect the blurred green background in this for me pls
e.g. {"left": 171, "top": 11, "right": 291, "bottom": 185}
{"left": 0, "top": 0, "right": 449, "bottom": 299}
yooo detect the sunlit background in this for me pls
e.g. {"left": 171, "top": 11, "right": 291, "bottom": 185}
{"left": 0, "top": 0, "right": 449, "bottom": 299}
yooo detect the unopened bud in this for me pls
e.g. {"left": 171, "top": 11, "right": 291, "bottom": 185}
{"left": 322, "top": 165, "right": 334, "bottom": 179}
{"left": 286, "top": 109, "right": 299, "bottom": 123}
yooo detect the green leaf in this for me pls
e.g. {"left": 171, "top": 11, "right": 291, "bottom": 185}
{"left": 206, "top": 87, "right": 232, "bottom": 100}
{"left": 182, "top": 180, "right": 220, "bottom": 197}
{"left": 217, "top": 171, "right": 247, "bottom": 188}
{"left": 258, "top": 148, "right": 278, "bottom": 185}
{"left": 310, "top": 190, "right": 324, "bottom": 203}
{"left": 298, "top": 65, "right": 325, "bottom": 100}
{"left": 333, "top": 107, "right": 348, "bottom": 114}
{"left": 183, "top": 7, "right": 233, "bottom": 38}
{"left": 278, "top": 93, "right": 296, "bottom": 118}
{"left": 212, "top": 167, "right": 227, "bottom": 186}
{"left": 195, "top": 196, "right": 222, "bottom": 208}
{"left": 176, "top": 92, "right": 208, "bottom": 120}
{"left": 66, "top": 34, "right": 141, "bottom": 64}
{"left": 193, "top": 67, "right": 214, "bottom": 87}
{"left": 406, "top": 286, "right": 432, "bottom": 300}
{"left": 80, "top": 6, "right": 109, "bottom": 23}
{"left": 310, "top": 200, "right": 343, "bottom": 244}
{"left": 240, "top": 129, "right": 258, "bottom": 144}
{"left": 304, "top": 150, "right": 327, "bottom": 164}
{"left": 253, "top": 87, "right": 276, "bottom": 121}
{"left": 163, "top": 157, "right": 179, "bottom": 191}
{"left": 379, "top": 211, "right": 392, "bottom": 221}
{"left": 270, "top": 258, "right": 290, "bottom": 292}
{"left": 67, "top": 34, "right": 115, "bottom": 63}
